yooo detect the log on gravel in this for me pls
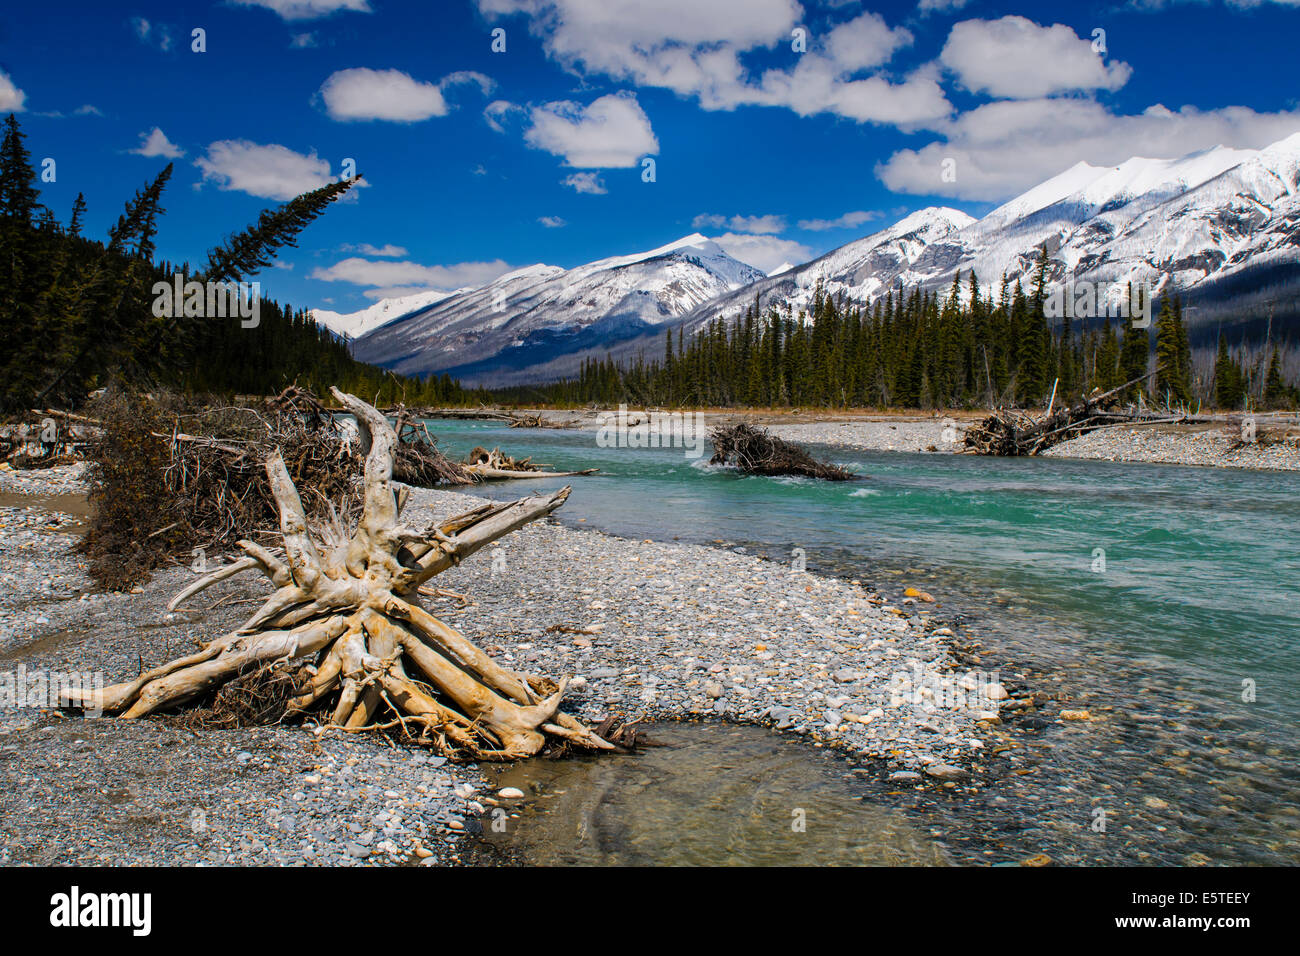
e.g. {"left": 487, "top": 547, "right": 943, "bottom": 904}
{"left": 62, "top": 387, "right": 617, "bottom": 760}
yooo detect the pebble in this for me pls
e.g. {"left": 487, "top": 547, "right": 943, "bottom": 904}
{"left": 0, "top": 464, "right": 1009, "bottom": 866}
{"left": 925, "top": 764, "right": 968, "bottom": 781}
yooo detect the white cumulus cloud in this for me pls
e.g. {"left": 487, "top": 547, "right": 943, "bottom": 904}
{"left": 710, "top": 232, "right": 812, "bottom": 273}
{"left": 195, "top": 140, "right": 339, "bottom": 200}
{"left": 131, "top": 127, "right": 185, "bottom": 158}
{"left": 561, "top": 172, "right": 607, "bottom": 194}
{"left": 918, "top": 0, "right": 971, "bottom": 14}
{"left": 876, "top": 98, "right": 1300, "bottom": 200}
{"left": 310, "top": 257, "right": 513, "bottom": 299}
{"left": 939, "top": 17, "right": 1132, "bottom": 99}
{"left": 478, "top": 2, "right": 950, "bottom": 128}
{"left": 320, "top": 68, "right": 488, "bottom": 122}
{"left": 342, "top": 243, "right": 407, "bottom": 257}
{"left": 692, "top": 213, "right": 786, "bottom": 234}
{"left": 0, "top": 71, "right": 26, "bottom": 112}
{"left": 526, "top": 92, "right": 658, "bottom": 167}
{"left": 797, "top": 210, "right": 881, "bottom": 231}
{"left": 231, "top": 0, "right": 372, "bottom": 21}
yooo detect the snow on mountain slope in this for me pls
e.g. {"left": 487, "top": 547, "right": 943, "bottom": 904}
{"left": 310, "top": 288, "right": 467, "bottom": 339}
{"left": 679, "top": 207, "right": 975, "bottom": 334}
{"left": 352, "top": 234, "right": 765, "bottom": 381}
{"left": 685, "top": 133, "right": 1300, "bottom": 338}
{"left": 335, "top": 132, "right": 1300, "bottom": 386}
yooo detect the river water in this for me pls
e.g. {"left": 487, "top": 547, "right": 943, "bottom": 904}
{"left": 428, "top": 419, "right": 1300, "bottom": 866}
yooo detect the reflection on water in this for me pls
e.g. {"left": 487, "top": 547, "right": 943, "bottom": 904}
{"left": 480, "top": 722, "right": 948, "bottom": 866}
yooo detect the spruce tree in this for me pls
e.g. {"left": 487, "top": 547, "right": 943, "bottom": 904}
{"left": 1213, "top": 333, "right": 1243, "bottom": 409}
{"left": 1263, "top": 348, "right": 1289, "bottom": 409}
{"left": 1154, "top": 298, "right": 1191, "bottom": 406}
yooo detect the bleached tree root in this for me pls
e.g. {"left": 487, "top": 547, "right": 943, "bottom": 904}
{"left": 63, "top": 387, "right": 616, "bottom": 760}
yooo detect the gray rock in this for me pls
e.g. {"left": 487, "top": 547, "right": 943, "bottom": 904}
{"left": 925, "top": 764, "right": 968, "bottom": 781}
{"left": 888, "top": 770, "right": 923, "bottom": 782}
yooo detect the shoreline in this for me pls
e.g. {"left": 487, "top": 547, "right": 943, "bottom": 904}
{"left": 482, "top": 407, "right": 1300, "bottom": 472}
{"left": 0, "top": 467, "right": 1028, "bottom": 866}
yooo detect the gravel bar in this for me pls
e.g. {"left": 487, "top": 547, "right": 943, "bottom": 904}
{"left": 1, "top": 468, "right": 1012, "bottom": 866}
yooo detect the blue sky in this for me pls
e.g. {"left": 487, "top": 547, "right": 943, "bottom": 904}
{"left": 2, "top": 0, "right": 1299, "bottom": 314}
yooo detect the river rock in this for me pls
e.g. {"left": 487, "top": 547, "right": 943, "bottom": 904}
{"left": 925, "top": 764, "right": 968, "bottom": 781}
{"left": 888, "top": 770, "right": 922, "bottom": 782}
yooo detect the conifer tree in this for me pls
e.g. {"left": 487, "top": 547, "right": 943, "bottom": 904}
{"left": 1213, "top": 333, "right": 1243, "bottom": 409}
{"left": 1154, "top": 298, "right": 1191, "bottom": 406}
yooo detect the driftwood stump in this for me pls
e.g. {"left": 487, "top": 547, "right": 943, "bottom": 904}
{"left": 63, "top": 388, "right": 614, "bottom": 759}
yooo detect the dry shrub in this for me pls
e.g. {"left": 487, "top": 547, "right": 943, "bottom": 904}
{"left": 80, "top": 385, "right": 471, "bottom": 591}
{"left": 80, "top": 389, "right": 193, "bottom": 590}
{"left": 167, "top": 661, "right": 305, "bottom": 730}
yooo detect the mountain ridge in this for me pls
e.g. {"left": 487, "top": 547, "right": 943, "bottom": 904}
{"left": 336, "top": 131, "right": 1300, "bottom": 386}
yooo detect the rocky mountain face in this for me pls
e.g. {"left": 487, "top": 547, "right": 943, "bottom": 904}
{"left": 338, "top": 132, "right": 1300, "bottom": 385}
{"left": 349, "top": 234, "right": 764, "bottom": 385}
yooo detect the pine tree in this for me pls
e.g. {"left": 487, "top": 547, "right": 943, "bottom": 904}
{"left": 1118, "top": 285, "right": 1150, "bottom": 400}
{"left": 0, "top": 114, "right": 40, "bottom": 223}
{"left": 68, "top": 193, "right": 87, "bottom": 238}
{"left": 202, "top": 176, "right": 361, "bottom": 283}
{"left": 1213, "top": 333, "right": 1243, "bottom": 409}
{"left": 1154, "top": 298, "right": 1191, "bottom": 406}
{"left": 1263, "top": 348, "right": 1290, "bottom": 409}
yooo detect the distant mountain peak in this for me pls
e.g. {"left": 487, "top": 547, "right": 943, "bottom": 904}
{"left": 336, "top": 131, "right": 1300, "bottom": 387}
{"left": 352, "top": 232, "right": 765, "bottom": 385}
{"left": 678, "top": 129, "right": 1300, "bottom": 350}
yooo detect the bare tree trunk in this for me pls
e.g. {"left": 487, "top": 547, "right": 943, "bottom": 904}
{"left": 62, "top": 387, "right": 613, "bottom": 759}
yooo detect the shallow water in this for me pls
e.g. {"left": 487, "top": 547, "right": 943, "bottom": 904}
{"left": 0, "top": 490, "right": 91, "bottom": 530}
{"left": 480, "top": 722, "right": 948, "bottom": 866}
{"left": 429, "top": 419, "right": 1300, "bottom": 865}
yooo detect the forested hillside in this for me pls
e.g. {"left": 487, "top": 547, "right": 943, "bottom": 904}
{"left": 539, "top": 250, "right": 1298, "bottom": 411}
{"left": 0, "top": 114, "right": 472, "bottom": 413}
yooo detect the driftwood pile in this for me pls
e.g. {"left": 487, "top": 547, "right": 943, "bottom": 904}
{"left": 64, "top": 388, "right": 622, "bottom": 761}
{"left": 462, "top": 446, "right": 598, "bottom": 481}
{"left": 163, "top": 386, "right": 472, "bottom": 553}
{"left": 1, "top": 410, "right": 99, "bottom": 466}
{"left": 709, "top": 423, "right": 855, "bottom": 480}
{"left": 963, "top": 369, "right": 1162, "bottom": 456}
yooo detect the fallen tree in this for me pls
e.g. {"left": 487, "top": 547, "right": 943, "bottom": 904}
{"left": 962, "top": 369, "right": 1165, "bottom": 456}
{"left": 462, "top": 445, "right": 598, "bottom": 480}
{"left": 64, "top": 388, "right": 616, "bottom": 759}
{"left": 709, "top": 423, "right": 855, "bottom": 480}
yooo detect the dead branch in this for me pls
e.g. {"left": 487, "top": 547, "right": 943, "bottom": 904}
{"left": 63, "top": 387, "right": 619, "bottom": 761}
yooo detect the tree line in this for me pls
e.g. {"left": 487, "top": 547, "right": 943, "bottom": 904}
{"left": 535, "top": 247, "right": 1297, "bottom": 411}
{"left": 0, "top": 113, "right": 477, "bottom": 414}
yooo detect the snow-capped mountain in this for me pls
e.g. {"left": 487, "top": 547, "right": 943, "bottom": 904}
{"left": 310, "top": 288, "right": 469, "bottom": 340}
{"left": 341, "top": 132, "right": 1300, "bottom": 386}
{"left": 681, "top": 133, "right": 1300, "bottom": 338}
{"left": 352, "top": 233, "right": 765, "bottom": 384}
